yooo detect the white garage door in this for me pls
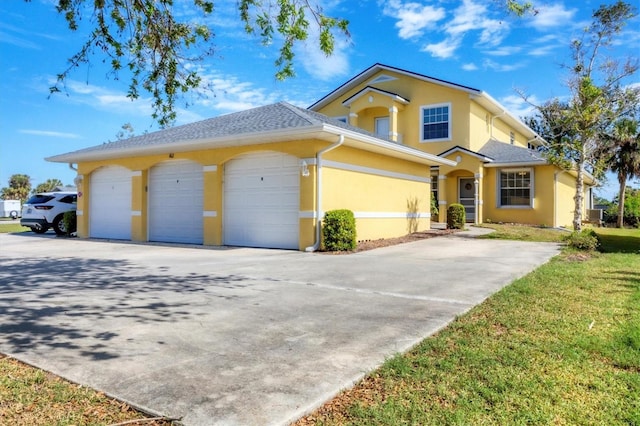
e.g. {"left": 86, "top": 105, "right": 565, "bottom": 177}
{"left": 224, "top": 151, "right": 300, "bottom": 249}
{"left": 90, "top": 166, "right": 132, "bottom": 240}
{"left": 148, "top": 160, "right": 204, "bottom": 244}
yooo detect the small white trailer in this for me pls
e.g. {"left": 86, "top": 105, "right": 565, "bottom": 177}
{"left": 0, "top": 200, "right": 21, "bottom": 218}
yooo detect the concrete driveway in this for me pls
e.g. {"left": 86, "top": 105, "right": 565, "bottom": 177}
{"left": 0, "top": 229, "right": 561, "bottom": 425}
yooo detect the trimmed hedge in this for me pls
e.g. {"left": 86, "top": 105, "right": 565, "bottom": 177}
{"left": 322, "top": 209, "right": 357, "bottom": 251}
{"left": 447, "top": 203, "right": 466, "bottom": 229}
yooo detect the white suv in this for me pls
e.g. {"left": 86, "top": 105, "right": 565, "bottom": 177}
{"left": 20, "top": 191, "right": 77, "bottom": 235}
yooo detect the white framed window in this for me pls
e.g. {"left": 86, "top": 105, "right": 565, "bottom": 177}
{"left": 334, "top": 116, "right": 348, "bottom": 123}
{"left": 498, "top": 168, "right": 533, "bottom": 208}
{"left": 420, "top": 103, "right": 451, "bottom": 142}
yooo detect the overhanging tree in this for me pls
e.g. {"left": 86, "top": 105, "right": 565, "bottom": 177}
{"left": 37, "top": 0, "right": 534, "bottom": 127}
{"left": 522, "top": 1, "right": 639, "bottom": 231}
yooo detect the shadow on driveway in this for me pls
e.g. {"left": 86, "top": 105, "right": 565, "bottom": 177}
{"left": 0, "top": 256, "right": 250, "bottom": 361}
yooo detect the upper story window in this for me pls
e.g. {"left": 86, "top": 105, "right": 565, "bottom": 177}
{"left": 510, "top": 131, "right": 515, "bottom": 145}
{"left": 421, "top": 103, "right": 451, "bottom": 142}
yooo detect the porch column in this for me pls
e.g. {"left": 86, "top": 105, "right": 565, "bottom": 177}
{"left": 349, "top": 112, "right": 358, "bottom": 127}
{"left": 388, "top": 106, "right": 399, "bottom": 142}
{"left": 438, "top": 174, "right": 447, "bottom": 223}
{"left": 475, "top": 172, "right": 483, "bottom": 224}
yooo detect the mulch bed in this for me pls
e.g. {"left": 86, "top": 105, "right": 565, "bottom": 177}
{"left": 323, "top": 229, "right": 457, "bottom": 254}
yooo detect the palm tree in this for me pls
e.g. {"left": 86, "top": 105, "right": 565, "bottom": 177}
{"left": 604, "top": 118, "right": 640, "bottom": 228}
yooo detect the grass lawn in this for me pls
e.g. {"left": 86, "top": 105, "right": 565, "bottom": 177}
{"left": 0, "top": 223, "right": 30, "bottom": 233}
{"left": 0, "top": 225, "right": 638, "bottom": 425}
{"left": 295, "top": 227, "right": 640, "bottom": 425}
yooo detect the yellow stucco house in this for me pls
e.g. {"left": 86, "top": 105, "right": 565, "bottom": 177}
{"left": 309, "top": 64, "right": 593, "bottom": 228}
{"left": 47, "top": 63, "right": 591, "bottom": 250}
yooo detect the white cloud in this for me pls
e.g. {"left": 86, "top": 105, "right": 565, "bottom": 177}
{"left": 398, "top": 0, "right": 510, "bottom": 59}
{"left": 499, "top": 94, "right": 538, "bottom": 119}
{"left": 528, "top": 3, "right": 577, "bottom": 29}
{"left": 19, "top": 129, "right": 82, "bottom": 139}
{"left": 486, "top": 46, "right": 523, "bottom": 56}
{"left": 381, "top": 0, "right": 446, "bottom": 39}
{"left": 422, "top": 38, "right": 461, "bottom": 59}
{"left": 446, "top": 0, "right": 508, "bottom": 47}
{"left": 528, "top": 44, "right": 558, "bottom": 57}
{"left": 462, "top": 63, "right": 478, "bottom": 71}
{"left": 295, "top": 23, "right": 351, "bottom": 81}
{"left": 482, "top": 59, "right": 526, "bottom": 72}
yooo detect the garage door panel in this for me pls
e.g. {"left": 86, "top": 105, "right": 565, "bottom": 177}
{"left": 149, "top": 160, "right": 203, "bottom": 244}
{"left": 90, "top": 166, "right": 132, "bottom": 240}
{"left": 224, "top": 152, "right": 300, "bottom": 249}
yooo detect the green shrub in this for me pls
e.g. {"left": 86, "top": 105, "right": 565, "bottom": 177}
{"left": 322, "top": 209, "right": 356, "bottom": 251}
{"left": 447, "top": 203, "right": 466, "bottom": 229}
{"left": 430, "top": 197, "right": 439, "bottom": 218}
{"left": 62, "top": 211, "right": 77, "bottom": 235}
{"left": 564, "top": 229, "right": 601, "bottom": 251}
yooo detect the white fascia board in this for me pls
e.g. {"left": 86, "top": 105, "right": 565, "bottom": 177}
{"left": 471, "top": 92, "right": 545, "bottom": 143}
{"left": 45, "top": 127, "right": 328, "bottom": 163}
{"left": 310, "top": 64, "right": 482, "bottom": 111}
{"left": 322, "top": 125, "right": 457, "bottom": 167}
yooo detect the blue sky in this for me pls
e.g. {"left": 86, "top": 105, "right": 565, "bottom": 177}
{"left": 1, "top": 0, "right": 638, "bottom": 200}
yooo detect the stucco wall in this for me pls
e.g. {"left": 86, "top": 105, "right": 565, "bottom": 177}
{"left": 76, "top": 139, "right": 433, "bottom": 250}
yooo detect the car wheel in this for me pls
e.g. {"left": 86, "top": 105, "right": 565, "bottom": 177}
{"left": 9, "top": 210, "right": 18, "bottom": 219}
{"left": 53, "top": 215, "right": 67, "bottom": 235}
{"left": 31, "top": 224, "right": 48, "bottom": 234}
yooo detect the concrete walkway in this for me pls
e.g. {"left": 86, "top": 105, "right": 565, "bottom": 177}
{"left": 0, "top": 228, "right": 560, "bottom": 425}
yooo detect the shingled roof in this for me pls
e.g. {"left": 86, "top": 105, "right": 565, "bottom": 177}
{"left": 478, "top": 139, "right": 547, "bottom": 165}
{"left": 46, "top": 102, "right": 455, "bottom": 167}
{"left": 46, "top": 102, "right": 381, "bottom": 162}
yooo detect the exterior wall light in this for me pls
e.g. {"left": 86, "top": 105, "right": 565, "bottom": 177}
{"left": 301, "top": 160, "right": 310, "bottom": 177}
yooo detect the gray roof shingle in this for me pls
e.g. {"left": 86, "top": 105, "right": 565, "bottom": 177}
{"left": 478, "top": 139, "right": 546, "bottom": 164}
{"left": 47, "top": 102, "right": 378, "bottom": 161}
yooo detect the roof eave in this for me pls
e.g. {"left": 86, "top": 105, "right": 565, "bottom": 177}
{"left": 310, "top": 63, "right": 481, "bottom": 111}
{"left": 47, "top": 124, "right": 456, "bottom": 168}
{"left": 45, "top": 126, "right": 332, "bottom": 164}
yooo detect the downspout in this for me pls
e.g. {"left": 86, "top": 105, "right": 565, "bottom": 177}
{"left": 305, "top": 134, "right": 345, "bottom": 252}
{"left": 490, "top": 111, "right": 506, "bottom": 139}
{"left": 68, "top": 163, "right": 77, "bottom": 172}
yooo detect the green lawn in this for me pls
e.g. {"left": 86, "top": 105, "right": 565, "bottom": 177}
{"left": 297, "top": 227, "right": 640, "bottom": 425}
{"left": 1, "top": 225, "right": 638, "bottom": 425}
{"left": 0, "top": 222, "right": 30, "bottom": 233}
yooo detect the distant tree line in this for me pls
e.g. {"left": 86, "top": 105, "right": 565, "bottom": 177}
{"left": 1, "top": 175, "right": 67, "bottom": 203}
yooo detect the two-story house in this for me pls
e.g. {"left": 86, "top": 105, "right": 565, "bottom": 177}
{"left": 310, "top": 63, "right": 592, "bottom": 228}
{"left": 47, "top": 64, "right": 591, "bottom": 250}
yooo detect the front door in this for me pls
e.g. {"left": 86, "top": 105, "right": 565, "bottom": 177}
{"left": 459, "top": 178, "right": 475, "bottom": 223}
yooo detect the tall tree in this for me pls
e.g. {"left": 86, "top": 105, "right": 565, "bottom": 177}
{"left": 32, "top": 179, "right": 64, "bottom": 195}
{"left": 1, "top": 174, "right": 32, "bottom": 203}
{"left": 602, "top": 118, "right": 640, "bottom": 227}
{"left": 523, "top": 1, "right": 639, "bottom": 231}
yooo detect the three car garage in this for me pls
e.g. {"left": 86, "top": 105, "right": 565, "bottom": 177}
{"left": 86, "top": 152, "right": 301, "bottom": 249}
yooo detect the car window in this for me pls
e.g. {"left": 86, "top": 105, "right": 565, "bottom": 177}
{"left": 58, "top": 195, "right": 77, "bottom": 204}
{"left": 25, "top": 194, "right": 54, "bottom": 204}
